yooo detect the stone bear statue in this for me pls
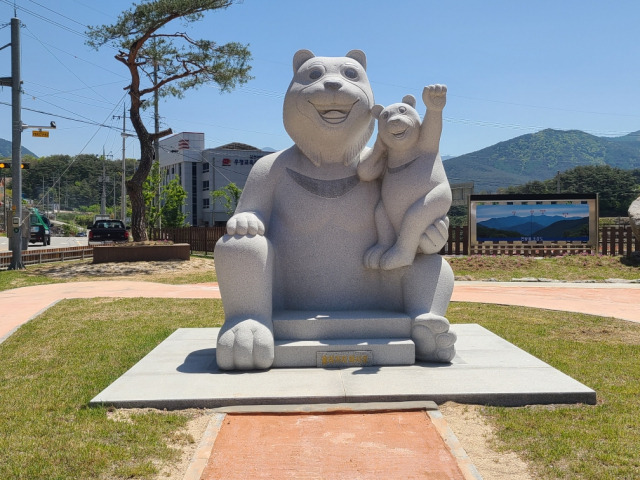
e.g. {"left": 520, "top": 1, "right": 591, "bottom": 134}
{"left": 214, "top": 50, "right": 456, "bottom": 370}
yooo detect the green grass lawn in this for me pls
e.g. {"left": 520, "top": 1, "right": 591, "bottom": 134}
{"left": 450, "top": 303, "right": 640, "bottom": 479}
{"left": 0, "top": 296, "right": 639, "bottom": 478}
{"left": 448, "top": 253, "right": 640, "bottom": 281}
{"left": 0, "top": 297, "right": 223, "bottom": 480}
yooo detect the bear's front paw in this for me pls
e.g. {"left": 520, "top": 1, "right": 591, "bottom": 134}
{"left": 411, "top": 316, "right": 456, "bottom": 363}
{"left": 216, "top": 319, "right": 274, "bottom": 370}
{"left": 422, "top": 84, "right": 447, "bottom": 111}
{"left": 227, "top": 212, "right": 265, "bottom": 236}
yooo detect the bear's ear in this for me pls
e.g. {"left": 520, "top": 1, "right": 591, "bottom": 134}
{"left": 292, "top": 49, "right": 315, "bottom": 72}
{"left": 345, "top": 50, "right": 367, "bottom": 70}
{"left": 371, "top": 104, "right": 384, "bottom": 119}
{"left": 402, "top": 94, "right": 417, "bottom": 108}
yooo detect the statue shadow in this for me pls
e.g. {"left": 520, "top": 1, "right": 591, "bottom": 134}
{"left": 176, "top": 349, "right": 459, "bottom": 374}
{"left": 176, "top": 348, "right": 272, "bottom": 374}
{"left": 176, "top": 348, "right": 218, "bottom": 374}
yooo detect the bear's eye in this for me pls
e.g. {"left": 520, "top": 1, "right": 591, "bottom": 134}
{"left": 343, "top": 67, "right": 358, "bottom": 80}
{"left": 382, "top": 111, "right": 389, "bottom": 120}
{"left": 309, "top": 68, "right": 323, "bottom": 80}
{"left": 399, "top": 106, "right": 406, "bottom": 113}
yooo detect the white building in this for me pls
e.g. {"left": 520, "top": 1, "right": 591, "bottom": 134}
{"left": 158, "top": 132, "right": 270, "bottom": 226}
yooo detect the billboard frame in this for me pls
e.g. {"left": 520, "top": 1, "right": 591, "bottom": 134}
{"left": 468, "top": 193, "right": 599, "bottom": 248}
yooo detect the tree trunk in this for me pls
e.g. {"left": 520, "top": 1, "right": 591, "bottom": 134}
{"left": 128, "top": 97, "right": 154, "bottom": 242}
{"left": 127, "top": 177, "right": 147, "bottom": 241}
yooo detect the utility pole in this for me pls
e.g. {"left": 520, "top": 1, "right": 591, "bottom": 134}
{"left": 0, "top": 17, "right": 24, "bottom": 269}
{"left": 98, "top": 147, "right": 111, "bottom": 216}
{"left": 1, "top": 16, "right": 56, "bottom": 268}
{"left": 121, "top": 104, "right": 127, "bottom": 221}
{"left": 100, "top": 149, "right": 107, "bottom": 215}
{"left": 153, "top": 55, "right": 162, "bottom": 230}
{"left": 114, "top": 103, "right": 134, "bottom": 222}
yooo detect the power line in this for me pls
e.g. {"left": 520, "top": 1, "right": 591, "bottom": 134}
{"left": 25, "top": 0, "right": 90, "bottom": 29}
{"left": 0, "top": 100, "right": 134, "bottom": 134}
{"left": 22, "top": 31, "right": 128, "bottom": 80}
{"left": 0, "top": 0, "right": 90, "bottom": 40}
{"left": 30, "top": 93, "right": 129, "bottom": 212}
{"left": 24, "top": 24, "right": 112, "bottom": 103}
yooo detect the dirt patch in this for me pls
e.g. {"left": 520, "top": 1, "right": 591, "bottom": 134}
{"left": 440, "top": 402, "right": 534, "bottom": 480}
{"left": 27, "top": 256, "right": 215, "bottom": 281}
{"left": 107, "top": 408, "right": 212, "bottom": 480}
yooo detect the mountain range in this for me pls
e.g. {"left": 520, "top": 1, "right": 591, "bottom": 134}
{"left": 0, "top": 138, "right": 37, "bottom": 158}
{"left": 444, "top": 129, "right": 640, "bottom": 192}
{"left": 2, "top": 128, "right": 640, "bottom": 194}
{"left": 477, "top": 214, "right": 589, "bottom": 241}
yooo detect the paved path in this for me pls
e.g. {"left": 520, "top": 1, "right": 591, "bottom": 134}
{"left": 0, "top": 281, "right": 219, "bottom": 342}
{"left": 452, "top": 281, "right": 640, "bottom": 323}
{"left": 2, "top": 280, "right": 640, "bottom": 342}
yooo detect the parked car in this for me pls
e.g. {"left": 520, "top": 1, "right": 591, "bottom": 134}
{"left": 87, "top": 219, "right": 130, "bottom": 243}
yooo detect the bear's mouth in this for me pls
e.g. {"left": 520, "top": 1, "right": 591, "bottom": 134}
{"left": 310, "top": 100, "right": 358, "bottom": 124}
{"left": 392, "top": 128, "right": 408, "bottom": 140}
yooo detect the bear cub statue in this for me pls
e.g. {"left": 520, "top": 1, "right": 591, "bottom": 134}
{"left": 358, "top": 85, "right": 455, "bottom": 359}
{"left": 358, "top": 85, "right": 452, "bottom": 271}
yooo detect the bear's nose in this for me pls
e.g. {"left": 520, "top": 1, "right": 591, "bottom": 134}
{"left": 324, "top": 80, "right": 342, "bottom": 90}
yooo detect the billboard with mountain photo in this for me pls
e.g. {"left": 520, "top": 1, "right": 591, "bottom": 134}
{"left": 469, "top": 194, "right": 598, "bottom": 246}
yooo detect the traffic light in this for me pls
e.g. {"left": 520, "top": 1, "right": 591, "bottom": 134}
{"left": 0, "top": 162, "right": 29, "bottom": 169}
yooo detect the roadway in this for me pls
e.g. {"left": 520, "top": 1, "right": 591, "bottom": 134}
{"left": 0, "top": 236, "right": 88, "bottom": 251}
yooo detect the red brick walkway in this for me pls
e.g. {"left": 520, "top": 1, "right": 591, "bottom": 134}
{"left": 201, "top": 411, "right": 467, "bottom": 480}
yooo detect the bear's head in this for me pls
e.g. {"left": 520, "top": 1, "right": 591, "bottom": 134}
{"left": 283, "top": 49, "right": 375, "bottom": 167}
{"left": 372, "top": 95, "right": 421, "bottom": 152}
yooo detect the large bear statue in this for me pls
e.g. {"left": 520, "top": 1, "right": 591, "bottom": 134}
{"left": 214, "top": 50, "right": 456, "bottom": 370}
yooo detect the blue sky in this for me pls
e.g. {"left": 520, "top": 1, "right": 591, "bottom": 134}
{"left": 1, "top": 0, "right": 639, "bottom": 162}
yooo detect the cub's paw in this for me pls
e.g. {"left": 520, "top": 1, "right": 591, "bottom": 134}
{"left": 418, "top": 216, "right": 450, "bottom": 255}
{"left": 422, "top": 84, "right": 447, "bottom": 112}
{"left": 364, "top": 244, "right": 389, "bottom": 269}
{"left": 380, "top": 245, "right": 415, "bottom": 270}
{"left": 216, "top": 319, "right": 274, "bottom": 370}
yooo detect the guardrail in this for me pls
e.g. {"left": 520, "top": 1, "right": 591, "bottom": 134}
{"left": 0, "top": 245, "right": 94, "bottom": 270}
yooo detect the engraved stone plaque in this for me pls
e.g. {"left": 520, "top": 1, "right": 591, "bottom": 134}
{"left": 317, "top": 351, "right": 374, "bottom": 368}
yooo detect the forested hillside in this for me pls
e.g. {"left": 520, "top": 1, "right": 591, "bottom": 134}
{"left": 499, "top": 165, "right": 640, "bottom": 217}
{"left": 6, "top": 154, "right": 137, "bottom": 211}
{"left": 445, "top": 129, "right": 640, "bottom": 192}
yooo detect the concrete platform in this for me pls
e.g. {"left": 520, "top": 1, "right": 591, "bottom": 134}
{"left": 90, "top": 323, "right": 596, "bottom": 409}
